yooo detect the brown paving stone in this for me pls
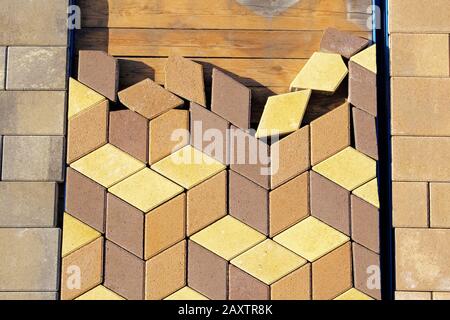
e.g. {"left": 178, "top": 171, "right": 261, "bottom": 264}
{"left": 6, "top": 47, "right": 66, "bottom": 90}
{"left": 229, "top": 264, "right": 270, "bottom": 300}
{"left": 187, "top": 171, "right": 227, "bottom": 236}
{"left": 353, "top": 242, "right": 381, "bottom": 300}
{"left": 110, "top": 109, "right": 148, "bottom": 163}
{"left": 165, "top": 56, "right": 206, "bottom": 106}
{"left": 352, "top": 107, "right": 378, "bottom": 160}
{"left": 2, "top": 136, "right": 64, "bottom": 182}
{"left": 78, "top": 50, "right": 119, "bottom": 101}
{"left": 320, "top": 28, "right": 370, "bottom": 59}
{"left": 149, "top": 109, "right": 189, "bottom": 164}
{"left": 349, "top": 61, "right": 377, "bottom": 117}
{"left": 211, "top": 68, "right": 251, "bottom": 130}
{"left": 351, "top": 195, "right": 380, "bottom": 253}
{"left": 0, "top": 91, "right": 66, "bottom": 135}
{"left": 0, "top": 292, "right": 57, "bottom": 300}
{"left": 119, "top": 78, "right": 184, "bottom": 120}
{"left": 145, "top": 241, "right": 186, "bottom": 300}
{"left": 395, "top": 291, "right": 432, "bottom": 300}
{"left": 271, "top": 264, "right": 311, "bottom": 300}
{"left": 310, "top": 171, "right": 350, "bottom": 236}
{"left": 396, "top": 228, "right": 450, "bottom": 292}
{"left": 310, "top": 102, "right": 350, "bottom": 165}
{"left": 430, "top": 183, "right": 450, "bottom": 228}
{"left": 66, "top": 168, "right": 106, "bottom": 233}
{"left": 67, "top": 100, "right": 108, "bottom": 163}
{"left": 0, "top": 182, "right": 57, "bottom": 227}
{"left": 61, "top": 237, "right": 103, "bottom": 300}
{"left": 269, "top": 172, "right": 309, "bottom": 237}
{"left": 0, "top": 47, "right": 5, "bottom": 89}
{"left": 392, "top": 182, "right": 428, "bottom": 228}
{"left": 312, "top": 242, "right": 352, "bottom": 300}
{"left": 187, "top": 240, "right": 228, "bottom": 300}
{"left": 104, "top": 240, "right": 145, "bottom": 300}
{"left": 145, "top": 193, "right": 186, "bottom": 260}
{"left": 230, "top": 126, "right": 270, "bottom": 189}
{"left": 190, "top": 102, "right": 230, "bottom": 164}
{"left": 0, "top": 228, "right": 60, "bottom": 291}
{"left": 229, "top": 170, "right": 269, "bottom": 235}
{"left": 270, "top": 126, "right": 310, "bottom": 189}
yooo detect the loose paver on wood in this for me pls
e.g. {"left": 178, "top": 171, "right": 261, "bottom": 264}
{"left": 320, "top": 28, "right": 370, "bottom": 59}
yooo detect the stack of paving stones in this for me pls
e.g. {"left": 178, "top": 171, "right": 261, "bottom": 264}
{"left": 63, "top": 28, "right": 380, "bottom": 300}
{"left": 390, "top": 0, "right": 450, "bottom": 301}
{"left": 0, "top": 0, "right": 68, "bottom": 300}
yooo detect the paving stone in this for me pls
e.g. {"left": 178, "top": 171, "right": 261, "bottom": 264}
{"left": 61, "top": 212, "right": 101, "bottom": 258}
{"left": 392, "top": 182, "right": 428, "bottom": 228}
{"left": 104, "top": 240, "right": 145, "bottom": 300}
{"left": 334, "top": 288, "right": 374, "bottom": 300}
{"left": 229, "top": 170, "right": 269, "bottom": 235}
{"left": 313, "top": 147, "right": 376, "bottom": 191}
{"left": 0, "top": 182, "right": 57, "bottom": 227}
{"left": 270, "top": 125, "right": 310, "bottom": 189}
{"left": 211, "top": 68, "right": 251, "bottom": 130}
{"left": 310, "top": 171, "right": 350, "bottom": 235}
{"left": 351, "top": 194, "right": 380, "bottom": 253}
{"left": 61, "top": 237, "right": 103, "bottom": 300}
{"left": 269, "top": 172, "right": 309, "bottom": 237}
{"left": 312, "top": 242, "right": 352, "bottom": 300}
{"left": 271, "top": 263, "right": 311, "bottom": 300}
{"left": 433, "top": 292, "right": 450, "bottom": 300}
{"left": 66, "top": 167, "right": 106, "bottom": 232}
{"left": 290, "top": 52, "right": 348, "bottom": 93}
{"left": 187, "top": 171, "right": 227, "bottom": 236}
{"left": 229, "top": 264, "right": 270, "bottom": 300}
{"left": 75, "top": 285, "right": 125, "bottom": 300}
{"left": 190, "top": 102, "right": 230, "bottom": 164}
{"left": 67, "top": 100, "right": 108, "bottom": 163}
{"left": 152, "top": 145, "right": 225, "bottom": 189}
{"left": 110, "top": 109, "right": 148, "bottom": 163}
{"left": 256, "top": 90, "right": 311, "bottom": 139}
{"left": 119, "top": 78, "right": 183, "bottom": 120}
{"left": 0, "top": 0, "right": 68, "bottom": 45}
{"left": 392, "top": 78, "right": 450, "bottom": 136}
{"left": 230, "top": 126, "right": 271, "bottom": 189}
{"left": 310, "top": 102, "right": 350, "bottom": 165}
{"left": 164, "top": 287, "right": 208, "bottom": 300}
{"left": 396, "top": 228, "right": 450, "bottom": 292}
{"left": 390, "top": 34, "right": 449, "bottom": 77}
{"left": 430, "top": 183, "right": 450, "bottom": 228}
{"left": 2, "top": 136, "right": 64, "bottom": 182}
{"left": 187, "top": 240, "right": 228, "bottom": 300}
{"left": 392, "top": 136, "right": 450, "bottom": 181}
{"left": 352, "top": 107, "right": 378, "bottom": 160}
{"left": 0, "top": 292, "right": 58, "bottom": 300}
{"left": 353, "top": 178, "right": 379, "bottom": 208}
{"left": 273, "top": 216, "right": 349, "bottom": 262}
{"left": 395, "top": 291, "right": 432, "bottom": 300}
{"left": 6, "top": 47, "right": 66, "bottom": 90}
{"left": 145, "top": 241, "right": 186, "bottom": 300}
{"left": 149, "top": 109, "right": 189, "bottom": 164}
{"left": 353, "top": 242, "right": 381, "bottom": 299}
{"left": 78, "top": 50, "right": 119, "bottom": 101}
{"left": 351, "top": 44, "right": 377, "bottom": 73}
{"left": 0, "top": 228, "right": 60, "bottom": 291}
{"left": 0, "top": 47, "right": 5, "bottom": 89}
{"left": 320, "top": 28, "right": 370, "bottom": 59}
{"left": 68, "top": 78, "right": 105, "bottom": 119}
{"left": 70, "top": 144, "right": 145, "bottom": 188}
{"left": 165, "top": 56, "right": 206, "bottom": 106}
{"left": 0, "top": 91, "right": 66, "bottom": 135}
{"left": 349, "top": 61, "right": 377, "bottom": 117}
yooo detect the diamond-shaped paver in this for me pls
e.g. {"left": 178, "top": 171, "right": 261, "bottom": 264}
{"left": 334, "top": 288, "right": 374, "bottom": 300}
{"left": 75, "top": 285, "right": 125, "bottom": 300}
{"left": 164, "top": 287, "right": 208, "bottom": 300}
{"left": 350, "top": 44, "right": 377, "bottom": 74}
{"left": 68, "top": 78, "right": 105, "bottom": 119}
{"left": 353, "top": 178, "right": 379, "bottom": 208}
{"left": 320, "top": 28, "right": 370, "bottom": 59}
{"left": 61, "top": 212, "right": 101, "bottom": 258}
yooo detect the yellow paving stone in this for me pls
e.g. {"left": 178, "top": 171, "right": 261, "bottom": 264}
{"left": 313, "top": 147, "right": 376, "bottom": 191}
{"left": 353, "top": 178, "right": 379, "bottom": 208}
{"left": 164, "top": 287, "right": 208, "bottom": 300}
{"left": 61, "top": 212, "right": 101, "bottom": 257}
{"left": 290, "top": 52, "right": 348, "bottom": 93}
{"left": 152, "top": 145, "right": 226, "bottom": 189}
{"left": 190, "top": 215, "right": 266, "bottom": 261}
{"left": 273, "top": 216, "right": 349, "bottom": 262}
{"left": 350, "top": 45, "right": 377, "bottom": 74}
{"left": 68, "top": 78, "right": 105, "bottom": 119}
{"left": 255, "top": 90, "right": 311, "bottom": 139}
{"left": 70, "top": 144, "right": 146, "bottom": 188}
{"left": 334, "top": 288, "right": 374, "bottom": 300}
{"left": 75, "top": 285, "right": 125, "bottom": 300}
{"left": 231, "top": 239, "right": 306, "bottom": 285}
{"left": 109, "top": 168, "right": 183, "bottom": 213}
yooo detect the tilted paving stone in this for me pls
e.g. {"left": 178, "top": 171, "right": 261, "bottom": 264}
{"left": 320, "top": 28, "right": 370, "bottom": 59}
